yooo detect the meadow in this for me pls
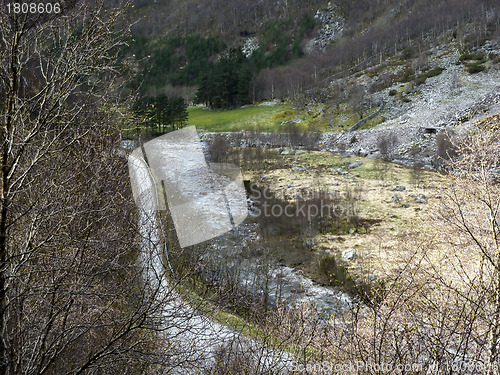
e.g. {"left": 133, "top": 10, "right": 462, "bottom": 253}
{"left": 187, "top": 104, "right": 304, "bottom": 132}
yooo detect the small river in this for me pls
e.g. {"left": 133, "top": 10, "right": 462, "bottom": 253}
{"left": 124, "top": 136, "right": 357, "bottom": 373}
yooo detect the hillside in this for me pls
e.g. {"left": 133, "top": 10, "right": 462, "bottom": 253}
{"left": 121, "top": 0, "right": 500, "bottom": 169}
{"left": 122, "top": 0, "right": 500, "bottom": 116}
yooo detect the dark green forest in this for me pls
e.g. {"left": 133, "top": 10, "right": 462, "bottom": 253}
{"left": 124, "top": 12, "right": 317, "bottom": 109}
{"left": 133, "top": 95, "right": 189, "bottom": 132}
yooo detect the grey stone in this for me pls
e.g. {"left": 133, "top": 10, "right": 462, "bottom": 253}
{"left": 391, "top": 194, "right": 402, "bottom": 202}
{"left": 342, "top": 249, "right": 357, "bottom": 262}
{"left": 304, "top": 239, "right": 315, "bottom": 248}
{"left": 391, "top": 186, "right": 406, "bottom": 191}
{"left": 332, "top": 168, "right": 348, "bottom": 175}
{"left": 340, "top": 152, "right": 355, "bottom": 158}
{"left": 416, "top": 193, "right": 428, "bottom": 203}
{"left": 367, "top": 152, "right": 381, "bottom": 159}
{"left": 392, "top": 159, "right": 414, "bottom": 167}
{"left": 345, "top": 161, "right": 363, "bottom": 169}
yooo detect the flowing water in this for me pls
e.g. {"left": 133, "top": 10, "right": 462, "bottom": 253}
{"left": 128, "top": 143, "right": 294, "bottom": 373}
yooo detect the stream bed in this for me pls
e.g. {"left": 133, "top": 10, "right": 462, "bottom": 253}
{"left": 209, "top": 222, "right": 355, "bottom": 317}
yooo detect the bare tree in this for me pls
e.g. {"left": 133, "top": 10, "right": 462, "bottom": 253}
{"left": 435, "top": 129, "right": 458, "bottom": 168}
{"left": 377, "top": 132, "right": 398, "bottom": 161}
{"left": 322, "top": 119, "right": 500, "bottom": 374}
{"left": 0, "top": 2, "right": 198, "bottom": 374}
{"left": 347, "top": 85, "right": 368, "bottom": 120}
{"left": 433, "top": 120, "right": 500, "bottom": 373}
{"left": 410, "top": 161, "right": 425, "bottom": 188}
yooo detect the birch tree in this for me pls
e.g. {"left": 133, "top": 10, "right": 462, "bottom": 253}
{"left": 0, "top": 2, "right": 193, "bottom": 374}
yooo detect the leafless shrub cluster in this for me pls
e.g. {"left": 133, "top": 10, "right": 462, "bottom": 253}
{"left": 285, "top": 123, "right": 321, "bottom": 151}
{"left": 435, "top": 129, "right": 458, "bottom": 167}
{"left": 410, "top": 161, "right": 425, "bottom": 188}
{"left": 377, "top": 132, "right": 399, "bottom": 160}
{"left": 208, "top": 134, "right": 231, "bottom": 163}
{"left": 0, "top": 2, "right": 200, "bottom": 374}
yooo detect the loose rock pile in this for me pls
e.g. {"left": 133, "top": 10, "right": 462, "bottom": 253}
{"left": 308, "top": 2, "right": 344, "bottom": 51}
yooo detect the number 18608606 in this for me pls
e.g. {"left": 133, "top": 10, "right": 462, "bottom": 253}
{"left": 6, "top": 2, "right": 61, "bottom": 14}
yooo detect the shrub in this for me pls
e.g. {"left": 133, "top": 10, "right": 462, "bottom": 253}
{"left": 399, "top": 67, "right": 415, "bottom": 83}
{"left": 459, "top": 51, "right": 486, "bottom": 63}
{"left": 377, "top": 133, "right": 398, "bottom": 160}
{"left": 388, "top": 89, "right": 397, "bottom": 96}
{"left": 426, "top": 66, "right": 445, "bottom": 77}
{"left": 414, "top": 66, "right": 444, "bottom": 85}
{"left": 208, "top": 135, "right": 230, "bottom": 162}
{"left": 318, "top": 254, "right": 377, "bottom": 302}
{"left": 435, "top": 130, "right": 457, "bottom": 164}
{"left": 466, "top": 63, "right": 485, "bottom": 74}
{"left": 414, "top": 75, "right": 427, "bottom": 85}
{"left": 458, "top": 114, "right": 470, "bottom": 123}
{"left": 410, "top": 162, "right": 425, "bottom": 188}
{"left": 319, "top": 255, "right": 351, "bottom": 288}
{"left": 211, "top": 343, "right": 257, "bottom": 374}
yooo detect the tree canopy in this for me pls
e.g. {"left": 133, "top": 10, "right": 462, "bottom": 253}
{"left": 195, "top": 49, "right": 253, "bottom": 109}
{"left": 134, "top": 95, "right": 189, "bottom": 132}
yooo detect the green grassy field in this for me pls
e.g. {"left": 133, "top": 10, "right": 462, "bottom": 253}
{"left": 187, "top": 104, "right": 305, "bottom": 132}
{"left": 185, "top": 103, "right": 383, "bottom": 133}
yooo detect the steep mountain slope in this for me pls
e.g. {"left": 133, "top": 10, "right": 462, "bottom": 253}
{"left": 122, "top": 0, "right": 500, "bottom": 140}
{"left": 126, "top": 0, "right": 326, "bottom": 43}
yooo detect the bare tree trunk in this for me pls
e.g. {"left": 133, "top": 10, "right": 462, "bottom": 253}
{"left": 0, "top": 3, "right": 190, "bottom": 374}
{"left": 490, "top": 278, "right": 500, "bottom": 375}
{"left": 0, "top": 21, "right": 21, "bottom": 375}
